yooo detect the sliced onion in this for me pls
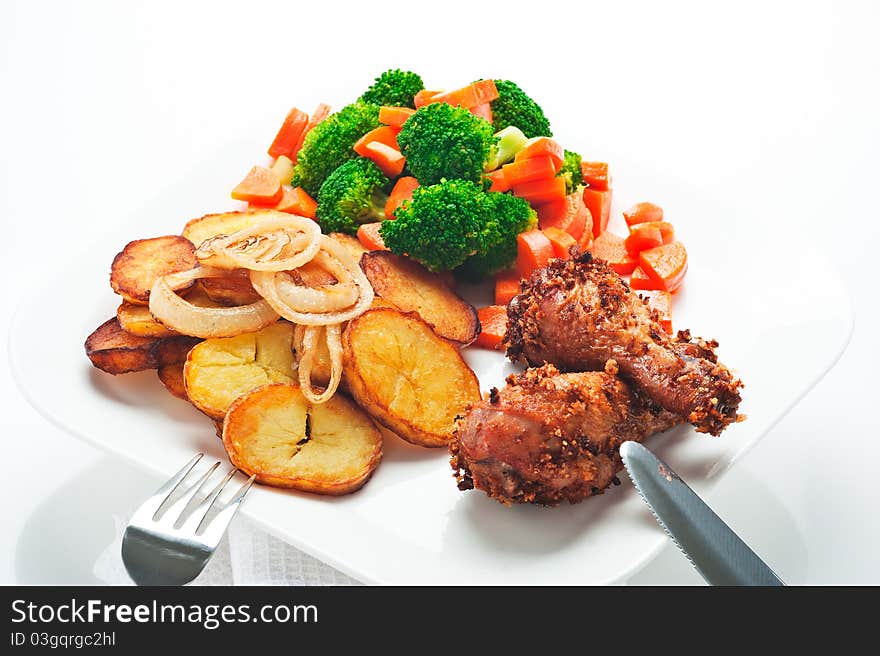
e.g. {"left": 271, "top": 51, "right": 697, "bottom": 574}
{"left": 196, "top": 214, "right": 321, "bottom": 272}
{"left": 150, "top": 266, "right": 279, "bottom": 338}
{"left": 249, "top": 235, "right": 374, "bottom": 326}
{"left": 295, "top": 324, "right": 343, "bottom": 405}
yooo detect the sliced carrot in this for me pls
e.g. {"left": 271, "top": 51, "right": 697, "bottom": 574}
{"left": 623, "top": 201, "right": 664, "bottom": 226}
{"left": 268, "top": 107, "right": 309, "bottom": 159}
{"left": 232, "top": 166, "right": 283, "bottom": 205}
{"left": 578, "top": 220, "right": 594, "bottom": 251}
{"left": 486, "top": 169, "right": 510, "bottom": 193}
{"left": 629, "top": 266, "right": 661, "bottom": 291}
{"left": 357, "top": 222, "right": 388, "bottom": 251}
{"left": 379, "top": 106, "right": 416, "bottom": 128}
{"left": 474, "top": 305, "right": 508, "bottom": 350}
{"left": 543, "top": 226, "right": 577, "bottom": 259}
{"left": 363, "top": 141, "right": 405, "bottom": 179}
{"left": 266, "top": 186, "right": 317, "bottom": 218}
{"left": 625, "top": 223, "right": 664, "bottom": 254}
{"left": 502, "top": 156, "right": 557, "bottom": 186}
{"left": 414, "top": 89, "right": 443, "bottom": 108}
{"left": 384, "top": 176, "right": 419, "bottom": 219}
{"left": 353, "top": 126, "right": 399, "bottom": 158}
{"left": 469, "top": 102, "right": 493, "bottom": 123}
{"left": 512, "top": 176, "right": 567, "bottom": 205}
{"left": 517, "top": 229, "right": 554, "bottom": 278}
{"left": 494, "top": 270, "right": 521, "bottom": 306}
{"left": 582, "top": 187, "right": 612, "bottom": 237}
{"left": 291, "top": 103, "right": 331, "bottom": 163}
{"left": 514, "top": 138, "right": 564, "bottom": 172}
{"left": 638, "top": 242, "right": 688, "bottom": 293}
{"left": 536, "top": 192, "right": 589, "bottom": 241}
{"left": 581, "top": 161, "right": 610, "bottom": 191}
{"left": 590, "top": 231, "right": 637, "bottom": 275}
{"left": 433, "top": 79, "right": 499, "bottom": 108}
{"left": 638, "top": 290, "right": 673, "bottom": 333}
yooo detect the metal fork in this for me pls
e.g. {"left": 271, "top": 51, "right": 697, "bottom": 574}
{"left": 121, "top": 454, "right": 255, "bottom": 586}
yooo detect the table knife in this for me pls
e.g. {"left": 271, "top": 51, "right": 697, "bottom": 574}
{"left": 620, "top": 441, "right": 784, "bottom": 586}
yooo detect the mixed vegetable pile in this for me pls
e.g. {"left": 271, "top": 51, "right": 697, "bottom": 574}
{"left": 229, "top": 69, "right": 690, "bottom": 348}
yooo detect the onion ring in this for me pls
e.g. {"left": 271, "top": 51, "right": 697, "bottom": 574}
{"left": 195, "top": 214, "right": 321, "bottom": 272}
{"left": 149, "top": 266, "right": 279, "bottom": 338}
{"left": 295, "top": 324, "right": 344, "bottom": 405}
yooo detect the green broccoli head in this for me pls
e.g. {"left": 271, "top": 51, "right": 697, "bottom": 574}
{"left": 315, "top": 158, "right": 390, "bottom": 235}
{"left": 458, "top": 192, "right": 538, "bottom": 280}
{"left": 380, "top": 179, "right": 487, "bottom": 271}
{"left": 396, "top": 103, "right": 497, "bottom": 185}
{"left": 558, "top": 149, "right": 584, "bottom": 194}
{"left": 490, "top": 80, "right": 553, "bottom": 138}
{"left": 291, "top": 102, "right": 381, "bottom": 196}
{"left": 359, "top": 69, "right": 425, "bottom": 108}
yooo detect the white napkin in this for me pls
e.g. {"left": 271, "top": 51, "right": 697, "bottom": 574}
{"left": 94, "top": 513, "right": 360, "bottom": 586}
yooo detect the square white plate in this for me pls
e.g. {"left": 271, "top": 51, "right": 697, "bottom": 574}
{"left": 9, "top": 140, "right": 852, "bottom": 584}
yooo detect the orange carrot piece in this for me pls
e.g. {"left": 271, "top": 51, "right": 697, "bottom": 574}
{"left": 469, "top": 102, "right": 493, "bottom": 123}
{"left": 267, "top": 107, "right": 309, "bottom": 159}
{"left": 357, "top": 222, "right": 388, "bottom": 251}
{"left": 363, "top": 141, "right": 405, "bottom": 179}
{"left": 638, "top": 242, "right": 688, "bottom": 293}
{"left": 625, "top": 223, "right": 664, "bottom": 254}
{"left": 512, "top": 176, "right": 567, "bottom": 205}
{"left": 582, "top": 187, "right": 612, "bottom": 237}
{"left": 517, "top": 229, "right": 554, "bottom": 278}
{"left": 502, "top": 156, "right": 557, "bottom": 186}
{"left": 414, "top": 89, "right": 443, "bottom": 108}
{"left": 486, "top": 169, "right": 510, "bottom": 193}
{"left": 629, "top": 266, "right": 661, "bottom": 291}
{"left": 379, "top": 106, "right": 416, "bottom": 128}
{"left": 290, "top": 103, "right": 331, "bottom": 163}
{"left": 494, "top": 270, "right": 521, "bottom": 306}
{"left": 231, "top": 166, "right": 283, "bottom": 205}
{"left": 623, "top": 201, "right": 664, "bottom": 226}
{"left": 580, "top": 161, "right": 610, "bottom": 191}
{"left": 474, "top": 305, "right": 508, "bottom": 350}
{"left": 590, "top": 231, "right": 637, "bottom": 275}
{"left": 514, "top": 138, "right": 564, "bottom": 172}
{"left": 543, "top": 226, "right": 578, "bottom": 259}
{"left": 536, "top": 192, "right": 589, "bottom": 242}
{"left": 266, "top": 186, "right": 317, "bottom": 218}
{"left": 638, "top": 290, "right": 673, "bottom": 333}
{"left": 433, "top": 79, "right": 499, "bottom": 108}
{"left": 384, "top": 176, "right": 419, "bottom": 219}
{"left": 353, "top": 126, "right": 399, "bottom": 158}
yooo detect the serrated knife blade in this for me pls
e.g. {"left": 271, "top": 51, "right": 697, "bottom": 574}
{"left": 620, "top": 441, "right": 784, "bottom": 586}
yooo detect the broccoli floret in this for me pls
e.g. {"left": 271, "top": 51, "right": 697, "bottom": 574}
{"left": 490, "top": 80, "right": 552, "bottom": 138}
{"left": 484, "top": 126, "right": 528, "bottom": 171}
{"left": 396, "top": 103, "right": 497, "bottom": 185}
{"left": 558, "top": 149, "right": 584, "bottom": 194}
{"left": 380, "top": 179, "right": 487, "bottom": 271}
{"left": 291, "top": 102, "right": 381, "bottom": 196}
{"left": 458, "top": 192, "right": 537, "bottom": 280}
{"left": 315, "top": 158, "right": 390, "bottom": 235}
{"left": 359, "top": 69, "right": 425, "bottom": 108}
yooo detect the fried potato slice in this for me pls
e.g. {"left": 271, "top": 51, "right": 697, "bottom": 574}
{"left": 182, "top": 211, "right": 264, "bottom": 248}
{"left": 183, "top": 321, "right": 296, "bottom": 419}
{"left": 110, "top": 235, "right": 197, "bottom": 304}
{"left": 223, "top": 383, "right": 382, "bottom": 495}
{"left": 327, "top": 232, "right": 368, "bottom": 262}
{"left": 85, "top": 318, "right": 200, "bottom": 375}
{"left": 198, "top": 269, "right": 263, "bottom": 306}
{"left": 117, "top": 302, "right": 176, "bottom": 337}
{"left": 360, "top": 252, "right": 479, "bottom": 345}
{"left": 343, "top": 308, "right": 481, "bottom": 447}
{"left": 157, "top": 362, "right": 187, "bottom": 400}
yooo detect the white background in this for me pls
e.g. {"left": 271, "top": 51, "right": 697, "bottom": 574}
{"left": 1, "top": 0, "right": 878, "bottom": 584}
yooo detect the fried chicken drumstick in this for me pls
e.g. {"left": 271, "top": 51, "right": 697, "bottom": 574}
{"left": 506, "top": 252, "right": 743, "bottom": 435}
{"left": 450, "top": 365, "right": 682, "bottom": 505}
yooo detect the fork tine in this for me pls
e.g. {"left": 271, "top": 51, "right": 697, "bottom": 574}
{"left": 180, "top": 468, "right": 237, "bottom": 533}
{"left": 197, "top": 474, "right": 256, "bottom": 547}
{"left": 157, "top": 460, "right": 220, "bottom": 526}
{"left": 136, "top": 453, "right": 203, "bottom": 521}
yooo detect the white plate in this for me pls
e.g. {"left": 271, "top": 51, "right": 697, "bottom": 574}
{"left": 9, "top": 140, "right": 852, "bottom": 585}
